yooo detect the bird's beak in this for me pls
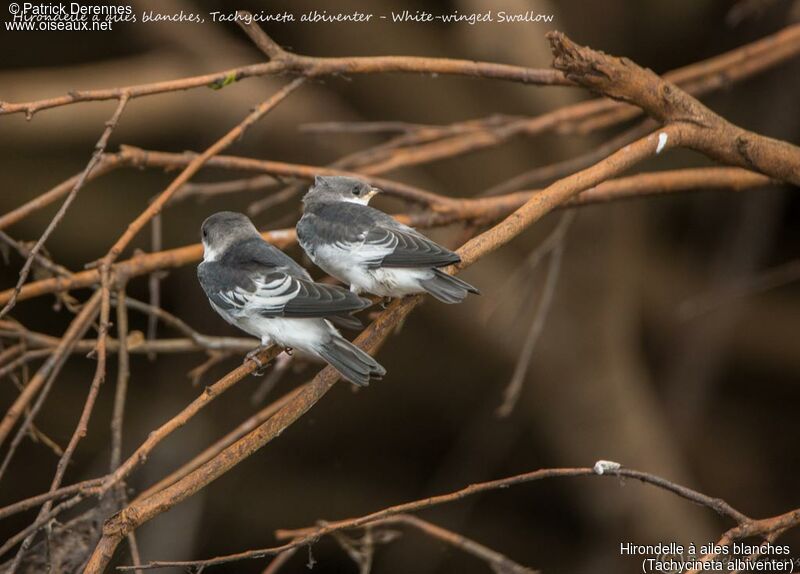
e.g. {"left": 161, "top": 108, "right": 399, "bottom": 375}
{"left": 365, "top": 187, "right": 381, "bottom": 201}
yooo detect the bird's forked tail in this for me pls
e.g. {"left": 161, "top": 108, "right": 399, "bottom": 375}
{"left": 318, "top": 336, "right": 386, "bottom": 386}
{"left": 420, "top": 268, "right": 480, "bottom": 304}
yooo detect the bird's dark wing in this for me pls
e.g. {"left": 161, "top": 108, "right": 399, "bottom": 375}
{"left": 278, "top": 276, "right": 370, "bottom": 318}
{"left": 227, "top": 236, "right": 312, "bottom": 280}
{"left": 198, "top": 239, "right": 370, "bottom": 319}
{"left": 299, "top": 202, "right": 460, "bottom": 269}
{"left": 366, "top": 224, "right": 460, "bottom": 268}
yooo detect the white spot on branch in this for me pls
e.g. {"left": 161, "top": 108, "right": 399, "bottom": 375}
{"left": 593, "top": 459, "right": 622, "bottom": 475}
{"left": 656, "top": 132, "right": 668, "bottom": 154}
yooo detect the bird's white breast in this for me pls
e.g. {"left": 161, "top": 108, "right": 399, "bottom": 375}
{"left": 312, "top": 242, "right": 433, "bottom": 296}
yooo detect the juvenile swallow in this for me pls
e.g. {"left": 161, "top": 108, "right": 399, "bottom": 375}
{"left": 297, "top": 176, "right": 479, "bottom": 303}
{"left": 197, "top": 211, "right": 385, "bottom": 386}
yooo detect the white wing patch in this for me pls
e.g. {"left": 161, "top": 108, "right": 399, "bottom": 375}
{"left": 322, "top": 229, "right": 398, "bottom": 270}
{"left": 353, "top": 228, "right": 398, "bottom": 267}
{"left": 219, "top": 274, "right": 301, "bottom": 315}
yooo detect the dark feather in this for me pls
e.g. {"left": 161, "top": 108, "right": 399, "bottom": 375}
{"left": 299, "top": 201, "right": 460, "bottom": 269}
{"left": 197, "top": 237, "right": 369, "bottom": 320}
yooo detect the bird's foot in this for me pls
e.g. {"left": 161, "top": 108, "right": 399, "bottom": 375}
{"left": 284, "top": 347, "right": 294, "bottom": 356}
{"left": 380, "top": 297, "right": 393, "bottom": 309}
{"left": 244, "top": 346, "right": 269, "bottom": 376}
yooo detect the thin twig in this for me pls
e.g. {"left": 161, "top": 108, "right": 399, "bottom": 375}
{"left": 0, "top": 291, "right": 102, "bottom": 448}
{"left": 8, "top": 269, "right": 112, "bottom": 571}
{"left": 0, "top": 30, "right": 568, "bottom": 118}
{"left": 0, "top": 154, "right": 123, "bottom": 231}
{"left": 260, "top": 546, "right": 299, "bottom": 574}
{"left": 0, "top": 94, "right": 128, "bottom": 319}
{"left": 496, "top": 212, "right": 573, "bottom": 417}
{"left": 0, "top": 477, "right": 104, "bottom": 521}
{"left": 110, "top": 283, "right": 130, "bottom": 473}
{"left": 95, "top": 344, "right": 282, "bottom": 499}
{"left": 483, "top": 118, "right": 656, "bottom": 195}
{"left": 100, "top": 78, "right": 305, "bottom": 267}
{"left": 0, "top": 165, "right": 775, "bottom": 308}
{"left": 86, "top": 125, "right": 672, "bottom": 572}
{"left": 117, "top": 464, "right": 749, "bottom": 570}
{"left": 146, "top": 214, "right": 163, "bottom": 361}
{"left": 378, "top": 515, "right": 537, "bottom": 574}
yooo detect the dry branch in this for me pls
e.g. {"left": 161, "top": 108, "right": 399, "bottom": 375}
{"left": 84, "top": 297, "right": 420, "bottom": 572}
{"left": 322, "top": 23, "right": 800, "bottom": 178}
{"left": 7, "top": 274, "right": 112, "bottom": 571}
{"left": 0, "top": 22, "right": 568, "bottom": 118}
{"left": 547, "top": 32, "right": 800, "bottom": 185}
{"left": 116, "top": 464, "right": 752, "bottom": 570}
{"left": 0, "top": 292, "right": 102, "bottom": 447}
{"left": 0, "top": 165, "right": 776, "bottom": 308}
{"left": 0, "top": 95, "right": 128, "bottom": 319}
{"left": 574, "top": 22, "right": 800, "bottom": 133}
{"left": 375, "top": 515, "right": 537, "bottom": 574}
{"left": 1, "top": 18, "right": 798, "bottom": 574}
{"left": 135, "top": 384, "right": 305, "bottom": 501}
{"left": 83, "top": 120, "right": 680, "bottom": 571}
{"left": 101, "top": 79, "right": 304, "bottom": 266}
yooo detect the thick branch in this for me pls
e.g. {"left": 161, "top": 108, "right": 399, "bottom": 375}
{"left": 83, "top": 296, "right": 419, "bottom": 572}
{"left": 547, "top": 31, "right": 800, "bottom": 186}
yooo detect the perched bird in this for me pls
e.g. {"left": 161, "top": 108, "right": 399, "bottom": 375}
{"left": 197, "top": 211, "right": 386, "bottom": 386}
{"left": 297, "top": 176, "right": 479, "bottom": 303}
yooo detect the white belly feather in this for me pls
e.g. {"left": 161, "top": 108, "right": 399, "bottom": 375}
{"left": 313, "top": 244, "right": 434, "bottom": 297}
{"left": 211, "top": 300, "right": 336, "bottom": 352}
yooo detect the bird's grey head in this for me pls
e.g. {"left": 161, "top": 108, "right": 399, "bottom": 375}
{"left": 200, "top": 211, "right": 260, "bottom": 262}
{"left": 303, "top": 175, "right": 380, "bottom": 207}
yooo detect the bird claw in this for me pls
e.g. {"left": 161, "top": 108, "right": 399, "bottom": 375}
{"left": 380, "top": 297, "right": 392, "bottom": 309}
{"left": 284, "top": 347, "right": 294, "bottom": 356}
{"left": 244, "top": 347, "right": 269, "bottom": 376}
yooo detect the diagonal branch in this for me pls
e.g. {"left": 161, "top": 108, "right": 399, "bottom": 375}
{"left": 0, "top": 166, "right": 777, "bottom": 308}
{"left": 547, "top": 31, "right": 800, "bottom": 186}
{"left": 100, "top": 78, "right": 305, "bottom": 266}
{"left": 0, "top": 80, "right": 302, "bottom": 458}
{"left": 83, "top": 124, "right": 673, "bottom": 572}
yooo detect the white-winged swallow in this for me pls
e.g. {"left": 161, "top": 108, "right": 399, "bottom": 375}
{"left": 297, "top": 176, "right": 479, "bottom": 303}
{"left": 197, "top": 211, "right": 385, "bottom": 386}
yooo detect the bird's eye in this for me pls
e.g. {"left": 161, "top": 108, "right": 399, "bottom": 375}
{"left": 352, "top": 187, "right": 361, "bottom": 196}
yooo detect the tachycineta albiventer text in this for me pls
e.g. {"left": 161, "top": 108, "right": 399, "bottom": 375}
{"left": 197, "top": 211, "right": 385, "bottom": 386}
{"left": 297, "top": 176, "right": 479, "bottom": 303}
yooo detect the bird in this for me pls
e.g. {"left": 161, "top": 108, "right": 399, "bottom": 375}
{"left": 296, "top": 176, "right": 479, "bottom": 304}
{"left": 197, "top": 211, "right": 386, "bottom": 387}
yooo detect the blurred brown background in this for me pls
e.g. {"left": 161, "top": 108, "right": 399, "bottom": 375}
{"left": 1, "top": 0, "right": 799, "bottom": 572}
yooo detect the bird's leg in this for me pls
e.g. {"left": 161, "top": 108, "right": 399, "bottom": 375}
{"left": 244, "top": 345, "right": 270, "bottom": 376}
